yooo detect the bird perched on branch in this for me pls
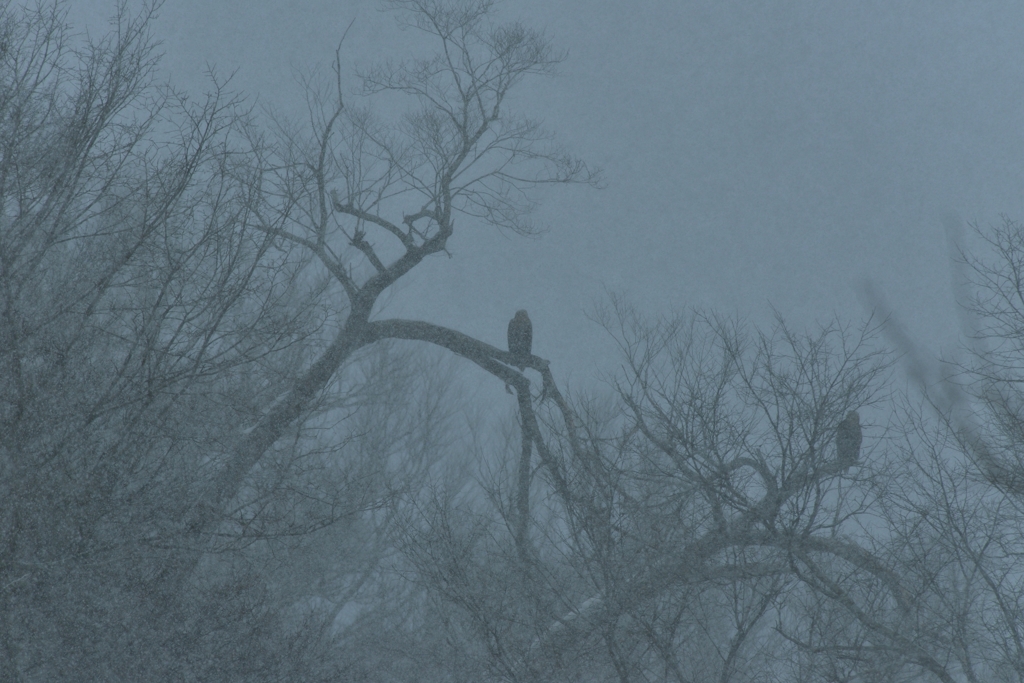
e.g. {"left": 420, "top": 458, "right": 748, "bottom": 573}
{"left": 836, "top": 410, "right": 862, "bottom": 465}
{"left": 507, "top": 310, "right": 532, "bottom": 370}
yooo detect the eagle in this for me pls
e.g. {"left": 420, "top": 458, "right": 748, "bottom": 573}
{"left": 836, "top": 410, "right": 862, "bottom": 465}
{"left": 507, "top": 310, "right": 532, "bottom": 370}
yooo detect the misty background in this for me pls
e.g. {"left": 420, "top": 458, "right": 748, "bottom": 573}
{"left": 9, "top": 1, "right": 1024, "bottom": 680}
{"left": 71, "top": 0, "right": 1024, "bottom": 383}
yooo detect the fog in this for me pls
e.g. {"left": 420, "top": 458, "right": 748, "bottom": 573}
{"left": 71, "top": 0, "right": 1024, "bottom": 381}
{"left": 9, "top": 2, "right": 1024, "bottom": 679}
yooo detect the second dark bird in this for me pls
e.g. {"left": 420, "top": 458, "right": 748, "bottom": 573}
{"left": 836, "top": 410, "right": 862, "bottom": 465}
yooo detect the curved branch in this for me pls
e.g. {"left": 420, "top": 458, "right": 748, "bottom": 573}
{"left": 790, "top": 534, "right": 914, "bottom": 616}
{"left": 362, "top": 318, "right": 537, "bottom": 380}
{"left": 362, "top": 318, "right": 583, "bottom": 554}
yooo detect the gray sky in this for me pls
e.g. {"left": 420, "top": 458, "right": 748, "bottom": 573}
{"left": 73, "top": 0, "right": 1024, "bottom": 388}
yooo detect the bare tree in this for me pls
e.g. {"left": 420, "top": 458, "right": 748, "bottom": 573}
{"left": 190, "top": 0, "right": 596, "bottom": 536}
{"left": 0, "top": 0, "right": 371, "bottom": 676}
{"left": 860, "top": 215, "right": 1024, "bottom": 683}
{"left": 392, "top": 300, "right": 906, "bottom": 681}
{"left": 0, "top": 0, "right": 595, "bottom": 679}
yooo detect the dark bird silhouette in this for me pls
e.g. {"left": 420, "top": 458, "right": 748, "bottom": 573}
{"left": 836, "top": 410, "right": 862, "bottom": 465}
{"left": 507, "top": 310, "right": 532, "bottom": 370}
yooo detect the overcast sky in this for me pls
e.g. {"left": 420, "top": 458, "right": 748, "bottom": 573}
{"left": 72, "top": 1, "right": 1024, "bottom": 390}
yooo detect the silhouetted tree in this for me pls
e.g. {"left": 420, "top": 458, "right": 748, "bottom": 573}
{"left": 0, "top": 0, "right": 593, "bottom": 679}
